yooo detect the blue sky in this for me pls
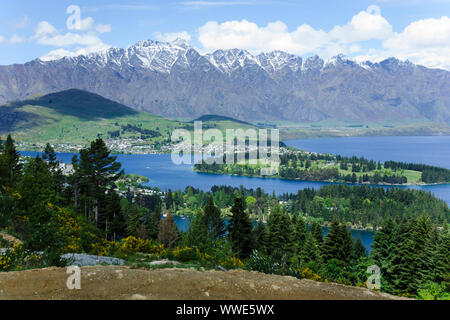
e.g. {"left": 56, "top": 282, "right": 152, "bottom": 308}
{"left": 1, "top": 0, "right": 450, "bottom": 69}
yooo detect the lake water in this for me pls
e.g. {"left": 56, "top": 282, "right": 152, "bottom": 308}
{"left": 20, "top": 135, "right": 450, "bottom": 252}
{"left": 285, "top": 135, "right": 450, "bottom": 169}
{"left": 21, "top": 136, "right": 450, "bottom": 205}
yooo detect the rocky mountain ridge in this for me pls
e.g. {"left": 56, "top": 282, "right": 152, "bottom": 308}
{"left": 0, "top": 39, "right": 449, "bottom": 124}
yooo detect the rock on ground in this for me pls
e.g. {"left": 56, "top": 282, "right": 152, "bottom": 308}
{"left": 61, "top": 254, "right": 124, "bottom": 266}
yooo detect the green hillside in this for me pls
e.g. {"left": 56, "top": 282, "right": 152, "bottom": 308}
{"left": 0, "top": 89, "right": 189, "bottom": 152}
{"left": 0, "top": 89, "right": 266, "bottom": 153}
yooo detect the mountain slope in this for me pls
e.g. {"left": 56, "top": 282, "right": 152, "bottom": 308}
{"left": 0, "top": 89, "right": 185, "bottom": 149}
{"left": 0, "top": 39, "right": 449, "bottom": 125}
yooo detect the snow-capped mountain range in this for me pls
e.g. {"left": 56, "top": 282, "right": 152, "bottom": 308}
{"left": 0, "top": 39, "right": 449, "bottom": 124}
{"left": 40, "top": 39, "right": 379, "bottom": 74}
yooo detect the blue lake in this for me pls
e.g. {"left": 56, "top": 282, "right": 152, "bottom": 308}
{"left": 21, "top": 136, "right": 450, "bottom": 205}
{"left": 20, "top": 135, "right": 450, "bottom": 252}
{"left": 285, "top": 135, "right": 450, "bottom": 169}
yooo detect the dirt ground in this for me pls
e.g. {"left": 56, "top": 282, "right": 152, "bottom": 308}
{"left": 0, "top": 232, "right": 22, "bottom": 245}
{"left": 0, "top": 266, "right": 408, "bottom": 300}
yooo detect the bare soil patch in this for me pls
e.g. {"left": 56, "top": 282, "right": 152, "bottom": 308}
{"left": 0, "top": 266, "right": 408, "bottom": 300}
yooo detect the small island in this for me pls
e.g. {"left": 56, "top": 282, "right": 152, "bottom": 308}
{"left": 194, "top": 148, "right": 450, "bottom": 186}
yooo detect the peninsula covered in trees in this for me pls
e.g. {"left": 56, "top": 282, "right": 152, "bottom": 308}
{"left": 0, "top": 135, "right": 449, "bottom": 300}
{"left": 194, "top": 149, "right": 450, "bottom": 185}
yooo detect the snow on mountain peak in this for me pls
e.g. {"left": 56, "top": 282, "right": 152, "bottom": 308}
{"left": 38, "top": 39, "right": 418, "bottom": 76}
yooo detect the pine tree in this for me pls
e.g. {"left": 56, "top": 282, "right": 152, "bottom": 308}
{"left": 165, "top": 189, "right": 174, "bottom": 211}
{"left": 42, "top": 143, "right": 65, "bottom": 202}
{"left": 353, "top": 236, "right": 367, "bottom": 260}
{"left": 419, "top": 226, "right": 439, "bottom": 283}
{"left": 104, "top": 190, "right": 124, "bottom": 240}
{"left": 321, "top": 218, "right": 353, "bottom": 264}
{"left": 0, "top": 134, "right": 22, "bottom": 188}
{"left": 371, "top": 217, "right": 395, "bottom": 265}
{"left": 311, "top": 221, "right": 323, "bottom": 244}
{"left": 370, "top": 216, "right": 396, "bottom": 289}
{"left": 293, "top": 214, "right": 307, "bottom": 254}
{"left": 267, "top": 204, "right": 295, "bottom": 259}
{"left": 409, "top": 215, "right": 432, "bottom": 292}
{"left": 228, "top": 197, "right": 253, "bottom": 258}
{"left": 302, "top": 232, "right": 322, "bottom": 268}
{"left": 43, "top": 143, "right": 58, "bottom": 170}
{"left": 124, "top": 201, "right": 145, "bottom": 236}
{"left": 339, "top": 225, "right": 354, "bottom": 264}
{"left": 110, "top": 207, "right": 126, "bottom": 241}
{"left": 146, "top": 207, "right": 161, "bottom": 240}
{"left": 252, "top": 220, "right": 268, "bottom": 254}
{"left": 184, "top": 209, "right": 210, "bottom": 251}
{"left": 432, "top": 225, "right": 450, "bottom": 283}
{"left": 17, "top": 156, "right": 55, "bottom": 209}
{"left": 73, "top": 139, "right": 123, "bottom": 226}
{"left": 202, "top": 196, "right": 226, "bottom": 241}
{"left": 388, "top": 218, "right": 418, "bottom": 295}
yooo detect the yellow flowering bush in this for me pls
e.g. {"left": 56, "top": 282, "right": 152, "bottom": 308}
{"left": 119, "top": 236, "right": 148, "bottom": 252}
{"left": 300, "top": 268, "right": 322, "bottom": 281}
{"left": 91, "top": 239, "right": 117, "bottom": 256}
{"left": 11, "top": 191, "right": 22, "bottom": 200}
{"left": 219, "top": 257, "right": 244, "bottom": 269}
{"left": 195, "top": 248, "right": 212, "bottom": 263}
{"left": 118, "top": 236, "right": 166, "bottom": 255}
{"left": 0, "top": 243, "right": 43, "bottom": 271}
{"left": 0, "top": 254, "right": 13, "bottom": 271}
{"left": 47, "top": 204, "right": 84, "bottom": 253}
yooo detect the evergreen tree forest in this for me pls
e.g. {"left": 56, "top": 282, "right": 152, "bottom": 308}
{"left": 195, "top": 150, "right": 450, "bottom": 184}
{"left": 0, "top": 135, "right": 448, "bottom": 299}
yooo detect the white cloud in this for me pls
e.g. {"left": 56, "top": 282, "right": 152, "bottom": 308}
{"left": 34, "top": 21, "right": 57, "bottom": 38}
{"left": 154, "top": 31, "right": 191, "bottom": 42}
{"left": 0, "top": 35, "right": 5, "bottom": 44}
{"left": 40, "top": 42, "right": 111, "bottom": 61}
{"left": 35, "top": 15, "right": 112, "bottom": 61}
{"left": 328, "top": 8, "right": 392, "bottom": 43}
{"left": 380, "top": 16, "right": 450, "bottom": 69}
{"left": 40, "top": 48, "right": 78, "bottom": 61}
{"left": 37, "top": 32, "right": 105, "bottom": 47}
{"left": 96, "top": 24, "right": 111, "bottom": 33}
{"left": 78, "top": 17, "right": 95, "bottom": 31}
{"left": 195, "top": 5, "right": 450, "bottom": 69}
{"left": 197, "top": 6, "right": 390, "bottom": 57}
{"left": 383, "top": 16, "right": 450, "bottom": 50}
{"left": 353, "top": 16, "right": 450, "bottom": 70}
